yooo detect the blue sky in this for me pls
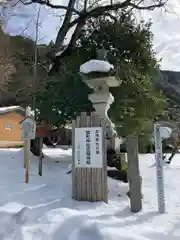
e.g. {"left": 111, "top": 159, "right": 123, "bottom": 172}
{"left": 3, "top": 0, "right": 180, "bottom": 71}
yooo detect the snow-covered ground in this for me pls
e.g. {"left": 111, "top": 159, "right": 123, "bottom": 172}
{"left": 0, "top": 148, "right": 180, "bottom": 239}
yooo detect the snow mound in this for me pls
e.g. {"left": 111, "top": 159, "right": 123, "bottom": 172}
{"left": 80, "top": 60, "right": 114, "bottom": 74}
{"left": 69, "top": 220, "right": 104, "bottom": 239}
{"left": 0, "top": 202, "right": 28, "bottom": 239}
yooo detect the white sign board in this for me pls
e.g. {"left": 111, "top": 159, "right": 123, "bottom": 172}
{"left": 75, "top": 127, "right": 103, "bottom": 168}
{"left": 21, "top": 119, "right": 36, "bottom": 140}
{"left": 154, "top": 124, "right": 165, "bottom": 213}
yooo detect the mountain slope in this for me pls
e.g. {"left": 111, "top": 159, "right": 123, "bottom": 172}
{"left": 159, "top": 70, "right": 180, "bottom": 119}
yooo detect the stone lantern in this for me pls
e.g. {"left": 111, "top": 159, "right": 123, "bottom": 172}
{"left": 79, "top": 49, "right": 121, "bottom": 149}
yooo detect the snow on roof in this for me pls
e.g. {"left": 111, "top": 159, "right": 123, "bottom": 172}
{"left": 79, "top": 60, "right": 114, "bottom": 74}
{"left": 0, "top": 106, "right": 25, "bottom": 114}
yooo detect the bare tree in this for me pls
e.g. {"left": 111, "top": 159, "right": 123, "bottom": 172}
{"left": 0, "top": 0, "right": 168, "bottom": 75}
{"left": 17, "top": 0, "right": 167, "bottom": 75}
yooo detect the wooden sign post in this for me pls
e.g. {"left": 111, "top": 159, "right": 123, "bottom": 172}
{"left": 72, "top": 112, "right": 107, "bottom": 203}
{"left": 20, "top": 106, "right": 36, "bottom": 183}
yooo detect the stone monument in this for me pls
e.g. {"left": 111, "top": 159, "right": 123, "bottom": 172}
{"left": 79, "top": 49, "right": 121, "bottom": 148}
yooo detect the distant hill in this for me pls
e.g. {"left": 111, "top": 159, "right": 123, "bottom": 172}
{"left": 155, "top": 70, "right": 180, "bottom": 122}
{"left": 159, "top": 70, "right": 180, "bottom": 107}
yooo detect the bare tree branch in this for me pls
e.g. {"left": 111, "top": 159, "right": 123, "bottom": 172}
{"left": 130, "top": 0, "right": 167, "bottom": 10}
{"left": 23, "top": 0, "right": 166, "bottom": 12}
{"left": 49, "top": 19, "right": 86, "bottom": 75}
{"left": 69, "top": 0, "right": 166, "bottom": 28}
{"left": 21, "top": 0, "right": 81, "bottom": 15}
{"left": 55, "top": 0, "right": 77, "bottom": 53}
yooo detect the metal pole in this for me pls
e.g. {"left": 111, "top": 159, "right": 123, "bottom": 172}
{"left": 24, "top": 141, "right": 26, "bottom": 169}
{"left": 24, "top": 106, "right": 31, "bottom": 168}
{"left": 32, "top": 6, "right": 40, "bottom": 112}
{"left": 154, "top": 124, "right": 165, "bottom": 213}
{"left": 25, "top": 140, "right": 30, "bottom": 183}
{"left": 38, "top": 137, "right": 43, "bottom": 176}
{"left": 25, "top": 106, "right": 31, "bottom": 183}
{"left": 32, "top": 6, "right": 44, "bottom": 176}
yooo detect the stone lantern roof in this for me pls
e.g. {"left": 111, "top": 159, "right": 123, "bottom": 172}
{"left": 80, "top": 49, "right": 115, "bottom": 78}
{"left": 79, "top": 49, "right": 120, "bottom": 91}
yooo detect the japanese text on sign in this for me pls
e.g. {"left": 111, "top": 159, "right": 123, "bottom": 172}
{"left": 77, "top": 143, "right": 80, "bottom": 165}
{"left": 85, "top": 130, "right": 91, "bottom": 165}
{"left": 154, "top": 123, "right": 165, "bottom": 213}
{"left": 74, "top": 127, "right": 103, "bottom": 168}
{"left": 21, "top": 119, "right": 36, "bottom": 140}
{"left": 95, "top": 129, "right": 100, "bottom": 155}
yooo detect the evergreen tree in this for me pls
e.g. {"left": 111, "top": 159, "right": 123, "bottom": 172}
{"left": 37, "top": 11, "right": 165, "bottom": 135}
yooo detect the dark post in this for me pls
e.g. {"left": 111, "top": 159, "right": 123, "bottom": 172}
{"left": 38, "top": 137, "right": 43, "bottom": 176}
{"left": 126, "top": 135, "right": 142, "bottom": 213}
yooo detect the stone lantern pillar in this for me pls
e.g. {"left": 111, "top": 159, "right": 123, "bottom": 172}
{"left": 79, "top": 49, "right": 121, "bottom": 149}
